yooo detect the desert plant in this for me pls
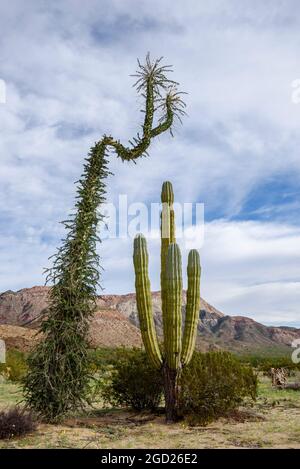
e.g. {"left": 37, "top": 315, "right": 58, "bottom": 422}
{"left": 0, "top": 407, "right": 37, "bottom": 439}
{"left": 88, "top": 347, "right": 125, "bottom": 371}
{"left": 23, "top": 55, "right": 186, "bottom": 422}
{"left": 0, "top": 349, "right": 27, "bottom": 382}
{"left": 101, "top": 348, "right": 163, "bottom": 411}
{"left": 133, "top": 181, "right": 201, "bottom": 421}
{"left": 236, "top": 353, "right": 300, "bottom": 377}
{"left": 178, "top": 351, "right": 257, "bottom": 426}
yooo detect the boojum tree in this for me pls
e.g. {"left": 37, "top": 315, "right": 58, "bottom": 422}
{"left": 133, "top": 181, "right": 201, "bottom": 422}
{"left": 23, "top": 55, "right": 186, "bottom": 422}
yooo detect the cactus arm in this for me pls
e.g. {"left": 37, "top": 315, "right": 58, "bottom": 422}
{"left": 165, "top": 243, "right": 183, "bottom": 369}
{"left": 133, "top": 234, "right": 162, "bottom": 368}
{"left": 181, "top": 249, "right": 201, "bottom": 366}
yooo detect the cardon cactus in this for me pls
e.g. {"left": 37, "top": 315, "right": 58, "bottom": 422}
{"left": 133, "top": 181, "right": 201, "bottom": 421}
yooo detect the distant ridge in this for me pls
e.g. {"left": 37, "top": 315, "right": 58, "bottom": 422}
{"left": 0, "top": 286, "right": 299, "bottom": 354}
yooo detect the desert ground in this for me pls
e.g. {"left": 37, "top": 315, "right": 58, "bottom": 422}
{"left": 0, "top": 374, "right": 299, "bottom": 449}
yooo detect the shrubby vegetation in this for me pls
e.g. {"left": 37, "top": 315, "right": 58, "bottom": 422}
{"left": 0, "top": 346, "right": 259, "bottom": 426}
{"left": 236, "top": 353, "right": 300, "bottom": 375}
{"left": 0, "top": 407, "right": 36, "bottom": 439}
{"left": 101, "top": 348, "right": 164, "bottom": 411}
{"left": 0, "top": 350, "right": 27, "bottom": 382}
{"left": 88, "top": 347, "right": 126, "bottom": 371}
{"left": 96, "top": 348, "right": 257, "bottom": 425}
{"left": 178, "top": 351, "right": 257, "bottom": 426}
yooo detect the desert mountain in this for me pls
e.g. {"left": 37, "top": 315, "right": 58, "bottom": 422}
{"left": 0, "top": 286, "right": 299, "bottom": 354}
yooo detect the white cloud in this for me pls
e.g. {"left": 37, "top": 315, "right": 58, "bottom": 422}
{"left": 93, "top": 219, "right": 300, "bottom": 326}
{"left": 201, "top": 220, "right": 300, "bottom": 325}
{"left": 0, "top": 1, "right": 300, "bottom": 326}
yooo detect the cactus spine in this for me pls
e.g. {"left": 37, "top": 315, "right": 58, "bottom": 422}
{"left": 133, "top": 181, "right": 201, "bottom": 421}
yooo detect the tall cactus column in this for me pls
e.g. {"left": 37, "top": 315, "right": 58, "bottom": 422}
{"left": 160, "top": 181, "right": 176, "bottom": 361}
{"left": 133, "top": 181, "right": 201, "bottom": 422}
{"left": 163, "top": 243, "right": 183, "bottom": 421}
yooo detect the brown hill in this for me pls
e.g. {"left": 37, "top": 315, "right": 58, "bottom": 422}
{"left": 89, "top": 309, "right": 141, "bottom": 349}
{"left": 0, "top": 324, "right": 41, "bottom": 352}
{"left": 0, "top": 286, "right": 49, "bottom": 327}
{"left": 0, "top": 286, "right": 299, "bottom": 354}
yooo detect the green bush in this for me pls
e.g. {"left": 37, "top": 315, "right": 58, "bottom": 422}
{"left": 101, "top": 348, "right": 163, "bottom": 411}
{"left": 88, "top": 347, "right": 128, "bottom": 372}
{"left": 236, "top": 353, "right": 300, "bottom": 376}
{"left": 178, "top": 351, "right": 257, "bottom": 426}
{"left": 0, "top": 350, "right": 28, "bottom": 382}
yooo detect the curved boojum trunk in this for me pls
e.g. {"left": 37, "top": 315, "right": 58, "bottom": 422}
{"left": 25, "top": 55, "right": 184, "bottom": 422}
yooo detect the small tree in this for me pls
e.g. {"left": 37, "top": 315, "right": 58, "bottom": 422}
{"left": 23, "top": 55, "right": 186, "bottom": 421}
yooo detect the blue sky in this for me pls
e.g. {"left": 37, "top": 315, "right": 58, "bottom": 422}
{"left": 1, "top": 0, "right": 300, "bottom": 326}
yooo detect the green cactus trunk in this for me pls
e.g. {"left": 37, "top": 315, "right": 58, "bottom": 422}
{"left": 165, "top": 243, "right": 182, "bottom": 369}
{"left": 160, "top": 182, "right": 175, "bottom": 350}
{"left": 163, "top": 364, "right": 179, "bottom": 422}
{"left": 163, "top": 242, "right": 182, "bottom": 421}
{"left": 133, "top": 181, "right": 201, "bottom": 422}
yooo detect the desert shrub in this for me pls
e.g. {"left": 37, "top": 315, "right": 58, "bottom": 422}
{"left": 0, "top": 349, "right": 28, "bottom": 382}
{"left": 101, "top": 348, "right": 163, "bottom": 411}
{"left": 236, "top": 353, "right": 300, "bottom": 375}
{"left": 178, "top": 351, "right": 257, "bottom": 426}
{"left": 88, "top": 347, "right": 127, "bottom": 372}
{"left": 0, "top": 407, "right": 37, "bottom": 439}
{"left": 88, "top": 348, "right": 124, "bottom": 401}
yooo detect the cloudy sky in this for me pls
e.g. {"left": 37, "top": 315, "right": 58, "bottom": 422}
{"left": 1, "top": 0, "right": 300, "bottom": 326}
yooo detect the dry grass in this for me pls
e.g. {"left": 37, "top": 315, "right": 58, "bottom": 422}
{"left": 0, "top": 374, "right": 300, "bottom": 448}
